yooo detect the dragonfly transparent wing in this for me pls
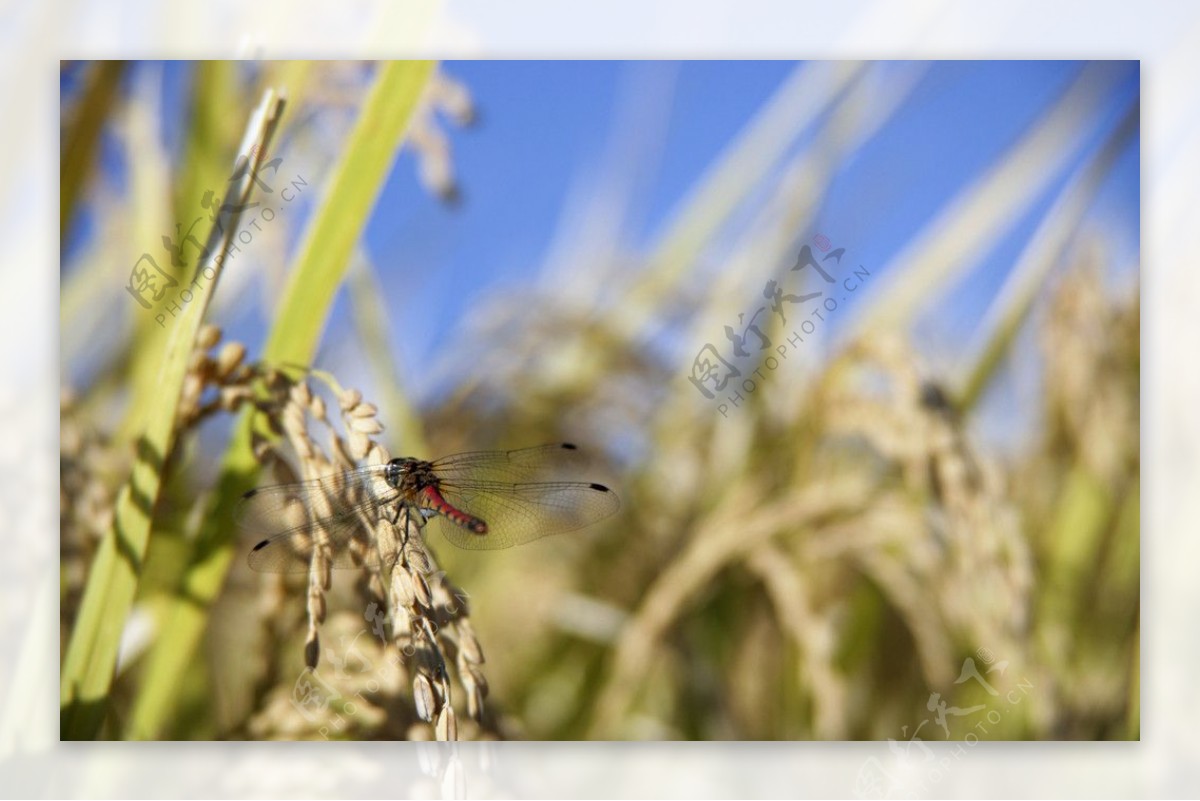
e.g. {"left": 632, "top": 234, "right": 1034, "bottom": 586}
{"left": 430, "top": 443, "right": 597, "bottom": 484}
{"left": 432, "top": 478, "right": 620, "bottom": 550}
{"left": 236, "top": 465, "right": 401, "bottom": 573}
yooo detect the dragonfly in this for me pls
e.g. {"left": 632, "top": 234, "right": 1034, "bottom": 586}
{"left": 237, "top": 443, "right": 620, "bottom": 573}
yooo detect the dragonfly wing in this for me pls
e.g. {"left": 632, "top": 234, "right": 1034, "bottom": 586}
{"left": 432, "top": 479, "right": 619, "bottom": 550}
{"left": 430, "top": 443, "right": 598, "bottom": 484}
{"left": 236, "top": 465, "right": 400, "bottom": 573}
{"left": 244, "top": 514, "right": 387, "bottom": 573}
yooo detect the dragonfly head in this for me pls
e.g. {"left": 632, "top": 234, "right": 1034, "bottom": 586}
{"left": 384, "top": 457, "right": 411, "bottom": 489}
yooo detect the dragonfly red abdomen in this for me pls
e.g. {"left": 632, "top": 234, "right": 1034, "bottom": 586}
{"left": 420, "top": 485, "right": 488, "bottom": 535}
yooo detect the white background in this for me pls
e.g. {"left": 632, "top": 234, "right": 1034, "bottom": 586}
{"left": 4, "top": 1, "right": 1195, "bottom": 797}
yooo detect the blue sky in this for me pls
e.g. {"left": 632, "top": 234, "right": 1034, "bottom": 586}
{"left": 361, "top": 60, "right": 813, "bottom": 386}
{"left": 362, "top": 60, "right": 1138, "bottom": 400}
{"left": 63, "top": 60, "right": 1140, "bottom": 424}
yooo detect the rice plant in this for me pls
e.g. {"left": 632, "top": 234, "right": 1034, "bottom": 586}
{"left": 59, "top": 60, "right": 1139, "bottom": 742}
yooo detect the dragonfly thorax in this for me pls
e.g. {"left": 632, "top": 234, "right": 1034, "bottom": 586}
{"left": 384, "top": 457, "right": 439, "bottom": 490}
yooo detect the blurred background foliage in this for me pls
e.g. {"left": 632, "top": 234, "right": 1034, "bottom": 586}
{"left": 59, "top": 60, "right": 1139, "bottom": 741}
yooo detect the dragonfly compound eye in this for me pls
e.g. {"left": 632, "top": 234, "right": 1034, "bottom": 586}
{"left": 385, "top": 458, "right": 408, "bottom": 488}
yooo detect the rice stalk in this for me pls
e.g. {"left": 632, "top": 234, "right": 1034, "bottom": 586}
{"left": 615, "top": 61, "right": 868, "bottom": 337}
{"left": 846, "top": 62, "right": 1131, "bottom": 335}
{"left": 219, "top": 369, "right": 491, "bottom": 740}
{"left": 125, "top": 61, "right": 436, "bottom": 740}
{"left": 60, "top": 92, "right": 286, "bottom": 740}
{"left": 60, "top": 61, "right": 125, "bottom": 242}
{"left": 957, "top": 99, "right": 1139, "bottom": 411}
{"left": 590, "top": 477, "right": 873, "bottom": 736}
